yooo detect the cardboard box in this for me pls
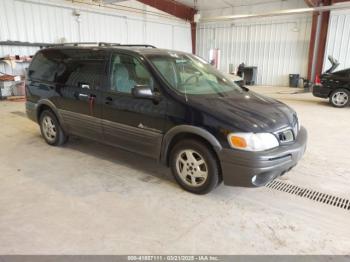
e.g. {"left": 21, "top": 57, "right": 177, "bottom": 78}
{"left": 0, "top": 81, "right": 14, "bottom": 98}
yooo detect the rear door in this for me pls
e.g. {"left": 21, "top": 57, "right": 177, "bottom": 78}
{"left": 55, "top": 49, "right": 108, "bottom": 139}
{"left": 101, "top": 52, "right": 166, "bottom": 159}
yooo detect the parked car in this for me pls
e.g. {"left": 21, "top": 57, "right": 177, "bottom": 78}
{"left": 26, "top": 44, "right": 307, "bottom": 194}
{"left": 313, "top": 55, "right": 350, "bottom": 108}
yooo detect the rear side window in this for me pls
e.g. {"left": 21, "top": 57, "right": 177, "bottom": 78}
{"left": 28, "top": 50, "right": 59, "bottom": 82}
{"left": 55, "top": 50, "right": 107, "bottom": 89}
{"left": 28, "top": 49, "right": 107, "bottom": 89}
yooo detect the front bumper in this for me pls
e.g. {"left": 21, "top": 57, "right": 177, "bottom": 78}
{"left": 219, "top": 126, "right": 307, "bottom": 187}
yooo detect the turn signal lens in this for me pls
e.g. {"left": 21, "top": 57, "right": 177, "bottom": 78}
{"left": 230, "top": 136, "right": 247, "bottom": 148}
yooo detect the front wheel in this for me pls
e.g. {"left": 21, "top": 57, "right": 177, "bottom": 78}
{"left": 329, "top": 89, "right": 350, "bottom": 108}
{"left": 170, "top": 139, "right": 220, "bottom": 194}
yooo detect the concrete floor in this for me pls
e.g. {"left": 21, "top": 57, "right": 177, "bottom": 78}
{"left": 0, "top": 87, "right": 350, "bottom": 254}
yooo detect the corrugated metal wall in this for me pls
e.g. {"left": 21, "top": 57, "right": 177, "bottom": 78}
{"left": 197, "top": 16, "right": 312, "bottom": 86}
{"left": 0, "top": 0, "right": 192, "bottom": 75}
{"left": 323, "top": 9, "right": 350, "bottom": 72}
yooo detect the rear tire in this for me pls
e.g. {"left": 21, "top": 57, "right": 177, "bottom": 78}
{"left": 329, "top": 89, "right": 350, "bottom": 108}
{"left": 170, "top": 139, "right": 220, "bottom": 194}
{"left": 39, "top": 110, "right": 68, "bottom": 146}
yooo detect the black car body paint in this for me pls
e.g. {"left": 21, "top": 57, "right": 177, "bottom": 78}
{"left": 26, "top": 46, "right": 307, "bottom": 188}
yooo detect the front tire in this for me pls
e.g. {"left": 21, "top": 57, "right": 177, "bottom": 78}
{"left": 329, "top": 89, "right": 350, "bottom": 108}
{"left": 170, "top": 139, "right": 220, "bottom": 194}
{"left": 39, "top": 110, "right": 68, "bottom": 146}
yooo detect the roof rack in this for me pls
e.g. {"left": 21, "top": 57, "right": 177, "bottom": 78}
{"left": 50, "top": 42, "right": 100, "bottom": 47}
{"left": 98, "top": 43, "right": 156, "bottom": 48}
{"left": 0, "top": 41, "right": 157, "bottom": 49}
{"left": 49, "top": 42, "right": 156, "bottom": 48}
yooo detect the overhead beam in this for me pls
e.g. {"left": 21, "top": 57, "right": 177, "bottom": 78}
{"left": 137, "top": 0, "right": 197, "bottom": 54}
{"left": 305, "top": 0, "right": 322, "bottom": 7}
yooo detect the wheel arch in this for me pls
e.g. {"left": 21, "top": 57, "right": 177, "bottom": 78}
{"left": 36, "top": 99, "right": 64, "bottom": 126}
{"left": 160, "top": 125, "right": 222, "bottom": 167}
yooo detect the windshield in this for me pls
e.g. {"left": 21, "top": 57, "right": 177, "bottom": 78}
{"left": 148, "top": 53, "right": 242, "bottom": 95}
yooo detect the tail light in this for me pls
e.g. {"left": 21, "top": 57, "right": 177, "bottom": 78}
{"left": 315, "top": 74, "right": 321, "bottom": 85}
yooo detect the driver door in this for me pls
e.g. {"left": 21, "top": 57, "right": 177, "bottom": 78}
{"left": 101, "top": 52, "right": 166, "bottom": 158}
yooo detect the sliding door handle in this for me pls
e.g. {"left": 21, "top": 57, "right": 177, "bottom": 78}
{"left": 105, "top": 96, "right": 113, "bottom": 105}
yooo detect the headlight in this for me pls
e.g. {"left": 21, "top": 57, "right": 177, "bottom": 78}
{"left": 228, "top": 133, "right": 279, "bottom": 152}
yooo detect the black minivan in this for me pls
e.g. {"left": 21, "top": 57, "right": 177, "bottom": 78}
{"left": 26, "top": 44, "right": 307, "bottom": 194}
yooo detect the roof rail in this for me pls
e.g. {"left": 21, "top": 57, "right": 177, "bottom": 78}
{"left": 118, "top": 44, "right": 157, "bottom": 48}
{"left": 98, "top": 43, "right": 156, "bottom": 48}
{"left": 0, "top": 41, "right": 157, "bottom": 49}
{"left": 50, "top": 42, "right": 101, "bottom": 47}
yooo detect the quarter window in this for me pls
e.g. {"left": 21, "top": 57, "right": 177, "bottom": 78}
{"left": 28, "top": 50, "right": 59, "bottom": 82}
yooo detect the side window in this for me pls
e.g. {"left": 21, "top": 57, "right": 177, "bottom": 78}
{"left": 28, "top": 50, "right": 59, "bottom": 81}
{"left": 55, "top": 50, "right": 107, "bottom": 89}
{"left": 110, "top": 54, "right": 154, "bottom": 94}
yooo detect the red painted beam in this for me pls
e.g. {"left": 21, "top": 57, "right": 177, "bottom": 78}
{"left": 137, "top": 0, "right": 197, "bottom": 54}
{"left": 137, "top": 0, "right": 196, "bottom": 21}
{"left": 332, "top": 0, "right": 350, "bottom": 3}
{"left": 307, "top": 12, "right": 319, "bottom": 79}
{"left": 315, "top": 5, "right": 331, "bottom": 78}
{"left": 304, "top": 0, "right": 322, "bottom": 6}
{"left": 307, "top": 0, "right": 332, "bottom": 80}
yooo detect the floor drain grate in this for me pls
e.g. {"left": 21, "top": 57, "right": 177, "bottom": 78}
{"left": 266, "top": 180, "right": 350, "bottom": 211}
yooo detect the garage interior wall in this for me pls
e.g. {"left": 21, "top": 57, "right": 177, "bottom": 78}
{"left": 0, "top": 0, "right": 192, "bottom": 75}
{"left": 323, "top": 8, "right": 350, "bottom": 72}
{"left": 197, "top": 16, "right": 312, "bottom": 86}
{"left": 195, "top": 0, "right": 312, "bottom": 86}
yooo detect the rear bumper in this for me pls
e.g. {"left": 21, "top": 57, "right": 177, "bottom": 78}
{"left": 26, "top": 101, "right": 38, "bottom": 123}
{"left": 312, "top": 84, "right": 330, "bottom": 98}
{"left": 218, "top": 127, "right": 307, "bottom": 187}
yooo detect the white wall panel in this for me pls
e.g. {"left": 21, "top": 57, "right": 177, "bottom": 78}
{"left": 323, "top": 9, "right": 350, "bottom": 73}
{"left": 197, "top": 16, "right": 312, "bottom": 86}
{"left": 0, "top": 0, "right": 191, "bottom": 75}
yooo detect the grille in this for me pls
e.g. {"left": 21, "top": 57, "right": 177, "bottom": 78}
{"left": 266, "top": 180, "right": 350, "bottom": 211}
{"left": 277, "top": 129, "right": 294, "bottom": 143}
{"left": 276, "top": 117, "right": 299, "bottom": 144}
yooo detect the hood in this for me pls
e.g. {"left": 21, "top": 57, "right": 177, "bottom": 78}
{"left": 325, "top": 55, "right": 340, "bottom": 74}
{"left": 189, "top": 90, "right": 296, "bottom": 133}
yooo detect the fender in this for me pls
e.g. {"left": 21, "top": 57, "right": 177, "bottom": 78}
{"left": 36, "top": 99, "right": 66, "bottom": 129}
{"left": 160, "top": 125, "right": 223, "bottom": 165}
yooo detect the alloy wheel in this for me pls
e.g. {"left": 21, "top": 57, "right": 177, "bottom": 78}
{"left": 332, "top": 91, "right": 349, "bottom": 106}
{"left": 42, "top": 115, "right": 57, "bottom": 142}
{"left": 175, "top": 149, "right": 208, "bottom": 187}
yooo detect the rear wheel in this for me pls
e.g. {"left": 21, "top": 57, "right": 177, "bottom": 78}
{"left": 39, "top": 110, "right": 68, "bottom": 146}
{"left": 329, "top": 89, "right": 350, "bottom": 108}
{"left": 170, "top": 139, "right": 220, "bottom": 194}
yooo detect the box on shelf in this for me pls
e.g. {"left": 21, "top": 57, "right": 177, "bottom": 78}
{"left": 0, "top": 81, "right": 14, "bottom": 99}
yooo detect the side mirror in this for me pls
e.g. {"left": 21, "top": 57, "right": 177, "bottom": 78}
{"left": 132, "top": 85, "right": 160, "bottom": 101}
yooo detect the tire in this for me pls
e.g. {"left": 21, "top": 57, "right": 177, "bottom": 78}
{"left": 329, "top": 89, "right": 350, "bottom": 108}
{"left": 170, "top": 139, "right": 220, "bottom": 194}
{"left": 39, "top": 110, "right": 68, "bottom": 146}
